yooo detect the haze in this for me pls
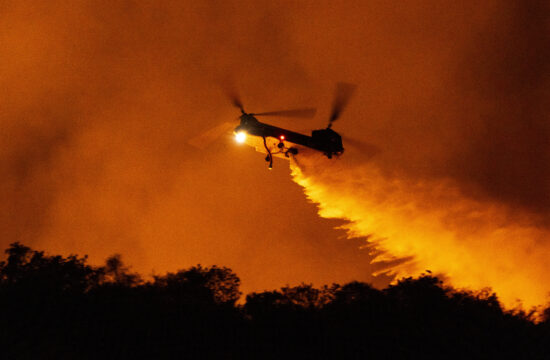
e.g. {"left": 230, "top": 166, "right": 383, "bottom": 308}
{"left": 2, "top": 1, "right": 549, "bottom": 302}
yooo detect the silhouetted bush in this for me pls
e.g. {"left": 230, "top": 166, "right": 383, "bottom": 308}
{"left": 0, "top": 242, "right": 548, "bottom": 359}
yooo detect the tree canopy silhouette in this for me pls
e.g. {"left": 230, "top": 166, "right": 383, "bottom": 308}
{"left": 0, "top": 242, "right": 546, "bottom": 359}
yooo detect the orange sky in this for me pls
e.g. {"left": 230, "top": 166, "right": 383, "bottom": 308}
{"left": 1, "top": 1, "right": 549, "bottom": 300}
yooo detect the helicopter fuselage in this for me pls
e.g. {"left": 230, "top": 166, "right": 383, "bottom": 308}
{"left": 234, "top": 113, "right": 344, "bottom": 158}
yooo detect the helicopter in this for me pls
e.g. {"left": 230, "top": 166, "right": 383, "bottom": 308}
{"left": 229, "top": 82, "right": 356, "bottom": 169}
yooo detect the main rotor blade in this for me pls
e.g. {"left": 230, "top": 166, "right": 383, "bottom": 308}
{"left": 221, "top": 79, "right": 244, "bottom": 111}
{"left": 329, "top": 82, "right": 357, "bottom": 127}
{"left": 227, "top": 89, "right": 244, "bottom": 111}
{"left": 188, "top": 121, "right": 236, "bottom": 149}
{"left": 254, "top": 108, "right": 317, "bottom": 118}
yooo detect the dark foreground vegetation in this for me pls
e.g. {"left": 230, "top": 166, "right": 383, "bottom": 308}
{"left": 1, "top": 243, "right": 549, "bottom": 359}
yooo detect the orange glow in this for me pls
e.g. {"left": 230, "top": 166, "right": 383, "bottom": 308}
{"left": 1, "top": 0, "right": 548, "bottom": 309}
{"left": 291, "top": 155, "right": 550, "bottom": 312}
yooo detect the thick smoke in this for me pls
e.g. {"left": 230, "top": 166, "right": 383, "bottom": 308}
{"left": 2, "top": 0, "right": 549, "bottom": 301}
{"left": 0, "top": 1, "right": 384, "bottom": 294}
{"left": 443, "top": 0, "right": 550, "bottom": 215}
{"left": 288, "top": 0, "right": 550, "bottom": 309}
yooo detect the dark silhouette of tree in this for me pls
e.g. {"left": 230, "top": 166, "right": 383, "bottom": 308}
{"left": 152, "top": 264, "right": 241, "bottom": 306}
{"left": 0, "top": 242, "right": 100, "bottom": 295}
{"left": 0, "top": 242, "right": 548, "bottom": 359}
{"left": 103, "top": 253, "right": 142, "bottom": 286}
{"left": 245, "top": 283, "right": 334, "bottom": 316}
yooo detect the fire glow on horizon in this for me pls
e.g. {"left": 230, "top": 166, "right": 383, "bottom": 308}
{"left": 291, "top": 155, "right": 550, "bottom": 312}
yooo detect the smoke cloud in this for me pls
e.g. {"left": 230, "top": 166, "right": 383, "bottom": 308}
{"left": 1, "top": 0, "right": 549, "bottom": 302}
{"left": 287, "top": 0, "right": 550, "bottom": 310}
